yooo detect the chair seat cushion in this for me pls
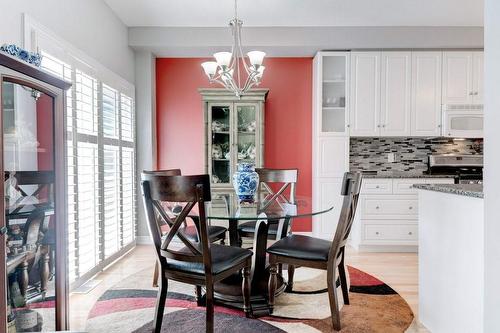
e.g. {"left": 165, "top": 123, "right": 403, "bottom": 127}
{"left": 164, "top": 244, "right": 252, "bottom": 276}
{"left": 180, "top": 225, "right": 227, "bottom": 242}
{"left": 267, "top": 235, "right": 332, "bottom": 261}
{"left": 238, "top": 220, "right": 278, "bottom": 235}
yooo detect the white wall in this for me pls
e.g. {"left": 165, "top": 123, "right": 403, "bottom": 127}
{"left": 0, "top": 0, "right": 135, "bottom": 83}
{"left": 483, "top": 0, "right": 500, "bottom": 331}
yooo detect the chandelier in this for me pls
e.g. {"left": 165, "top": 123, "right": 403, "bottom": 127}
{"left": 201, "top": 0, "right": 266, "bottom": 97}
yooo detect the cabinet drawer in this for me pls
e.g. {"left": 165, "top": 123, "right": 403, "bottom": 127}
{"left": 361, "top": 179, "right": 393, "bottom": 194}
{"left": 363, "top": 197, "right": 418, "bottom": 218}
{"left": 364, "top": 224, "right": 418, "bottom": 241}
{"left": 393, "top": 178, "right": 455, "bottom": 194}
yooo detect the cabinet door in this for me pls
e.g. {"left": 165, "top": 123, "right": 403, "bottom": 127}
{"left": 317, "top": 137, "right": 349, "bottom": 178}
{"left": 234, "top": 103, "right": 260, "bottom": 166}
{"left": 349, "top": 52, "right": 381, "bottom": 136}
{"left": 208, "top": 103, "right": 233, "bottom": 187}
{"left": 314, "top": 177, "right": 344, "bottom": 239}
{"left": 411, "top": 52, "right": 443, "bottom": 136}
{"left": 380, "top": 52, "right": 411, "bottom": 136}
{"left": 473, "top": 52, "right": 484, "bottom": 104}
{"left": 442, "top": 52, "right": 473, "bottom": 105}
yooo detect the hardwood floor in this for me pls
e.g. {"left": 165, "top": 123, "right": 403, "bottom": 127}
{"left": 69, "top": 245, "right": 429, "bottom": 332}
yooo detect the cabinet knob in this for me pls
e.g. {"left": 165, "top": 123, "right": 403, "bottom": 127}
{"left": 375, "top": 231, "right": 379, "bottom": 235}
{"left": 408, "top": 231, "right": 413, "bottom": 235}
{"left": 382, "top": 124, "right": 386, "bottom": 128}
{"left": 409, "top": 206, "right": 413, "bottom": 210}
{"left": 474, "top": 92, "right": 479, "bottom": 96}
{"left": 377, "top": 124, "right": 381, "bottom": 128}
{"left": 375, "top": 185, "right": 380, "bottom": 189}
{"left": 438, "top": 124, "right": 442, "bottom": 128}
{"left": 375, "top": 206, "right": 380, "bottom": 209}
{"left": 469, "top": 92, "right": 474, "bottom": 96}
{"left": 346, "top": 124, "right": 350, "bottom": 128}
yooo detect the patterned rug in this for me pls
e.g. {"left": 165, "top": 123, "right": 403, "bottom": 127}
{"left": 86, "top": 266, "right": 413, "bottom": 332}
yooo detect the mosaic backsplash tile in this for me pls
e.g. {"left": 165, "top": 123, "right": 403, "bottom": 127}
{"left": 350, "top": 137, "right": 483, "bottom": 176}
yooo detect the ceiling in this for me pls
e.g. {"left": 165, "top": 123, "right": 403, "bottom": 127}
{"left": 104, "top": 0, "right": 483, "bottom": 28}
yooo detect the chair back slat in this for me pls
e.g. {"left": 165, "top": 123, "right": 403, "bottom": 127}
{"left": 328, "top": 172, "right": 362, "bottom": 262}
{"left": 141, "top": 173, "right": 212, "bottom": 271}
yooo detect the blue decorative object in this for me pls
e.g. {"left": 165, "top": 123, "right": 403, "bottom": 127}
{"left": 0, "top": 44, "right": 43, "bottom": 67}
{"left": 233, "top": 163, "right": 259, "bottom": 203}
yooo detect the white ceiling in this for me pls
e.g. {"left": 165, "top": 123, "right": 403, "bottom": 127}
{"left": 104, "top": 0, "right": 483, "bottom": 27}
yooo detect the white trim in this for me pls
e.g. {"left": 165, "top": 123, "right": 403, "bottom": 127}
{"left": 293, "top": 231, "right": 313, "bottom": 236}
{"left": 22, "top": 14, "right": 134, "bottom": 96}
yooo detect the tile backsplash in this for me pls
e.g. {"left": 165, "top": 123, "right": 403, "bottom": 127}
{"left": 350, "top": 137, "right": 483, "bottom": 175}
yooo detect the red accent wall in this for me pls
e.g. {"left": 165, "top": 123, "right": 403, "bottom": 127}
{"left": 156, "top": 58, "right": 313, "bottom": 231}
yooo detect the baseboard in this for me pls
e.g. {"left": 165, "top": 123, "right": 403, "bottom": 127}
{"left": 293, "top": 231, "right": 312, "bottom": 236}
{"left": 136, "top": 236, "right": 152, "bottom": 245}
{"left": 357, "top": 244, "right": 418, "bottom": 253}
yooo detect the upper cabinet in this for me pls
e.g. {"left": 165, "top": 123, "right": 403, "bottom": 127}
{"left": 349, "top": 52, "right": 381, "bottom": 136}
{"left": 442, "top": 51, "right": 483, "bottom": 105}
{"left": 380, "top": 52, "right": 412, "bottom": 136}
{"left": 313, "top": 52, "right": 350, "bottom": 136}
{"left": 411, "top": 52, "right": 443, "bottom": 136}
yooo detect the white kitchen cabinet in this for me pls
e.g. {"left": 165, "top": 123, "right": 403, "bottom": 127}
{"left": 411, "top": 52, "right": 443, "bottom": 136}
{"left": 472, "top": 51, "right": 484, "bottom": 104}
{"left": 380, "top": 52, "right": 412, "bottom": 136}
{"left": 314, "top": 177, "right": 345, "bottom": 239}
{"left": 316, "top": 137, "right": 349, "bottom": 178}
{"left": 442, "top": 51, "right": 483, "bottom": 105}
{"left": 349, "top": 177, "right": 455, "bottom": 252}
{"left": 349, "top": 52, "right": 381, "bottom": 136}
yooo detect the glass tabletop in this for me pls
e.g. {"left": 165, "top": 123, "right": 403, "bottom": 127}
{"left": 205, "top": 192, "right": 333, "bottom": 220}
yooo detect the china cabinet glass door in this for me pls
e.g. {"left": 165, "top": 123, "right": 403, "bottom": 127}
{"left": 3, "top": 79, "right": 57, "bottom": 332}
{"left": 235, "top": 104, "right": 258, "bottom": 165}
{"left": 208, "top": 103, "right": 233, "bottom": 186}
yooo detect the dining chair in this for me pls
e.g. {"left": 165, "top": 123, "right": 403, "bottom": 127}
{"left": 237, "top": 168, "right": 298, "bottom": 241}
{"left": 141, "top": 173, "right": 253, "bottom": 333}
{"left": 267, "top": 172, "right": 362, "bottom": 331}
{"left": 143, "top": 169, "right": 228, "bottom": 287}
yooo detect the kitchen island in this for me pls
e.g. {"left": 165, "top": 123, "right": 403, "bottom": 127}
{"left": 414, "top": 184, "right": 484, "bottom": 333}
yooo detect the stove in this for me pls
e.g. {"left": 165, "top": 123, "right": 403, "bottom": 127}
{"left": 426, "top": 154, "right": 483, "bottom": 184}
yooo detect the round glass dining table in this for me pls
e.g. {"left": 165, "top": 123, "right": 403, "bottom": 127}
{"left": 202, "top": 191, "right": 334, "bottom": 315}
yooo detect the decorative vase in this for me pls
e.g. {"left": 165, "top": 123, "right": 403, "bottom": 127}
{"left": 233, "top": 163, "right": 259, "bottom": 203}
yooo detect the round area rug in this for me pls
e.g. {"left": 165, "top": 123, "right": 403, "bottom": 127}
{"left": 86, "top": 266, "right": 413, "bottom": 333}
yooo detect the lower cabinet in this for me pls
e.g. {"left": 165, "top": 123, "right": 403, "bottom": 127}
{"left": 350, "top": 177, "right": 454, "bottom": 252}
{"left": 313, "top": 177, "right": 345, "bottom": 240}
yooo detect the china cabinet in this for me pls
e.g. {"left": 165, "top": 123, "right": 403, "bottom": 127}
{"left": 0, "top": 52, "right": 71, "bottom": 332}
{"left": 199, "top": 88, "right": 268, "bottom": 190}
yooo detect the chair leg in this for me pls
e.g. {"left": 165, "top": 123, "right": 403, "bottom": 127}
{"left": 242, "top": 264, "right": 252, "bottom": 317}
{"left": 327, "top": 268, "right": 341, "bottom": 331}
{"left": 268, "top": 261, "right": 278, "bottom": 314}
{"left": 153, "top": 276, "right": 168, "bottom": 333}
{"left": 206, "top": 283, "right": 214, "bottom": 333}
{"left": 286, "top": 264, "right": 295, "bottom": 292}
{"left": 338, "top": 262, "right": 350, "bottom": 305}
{"left": 195, "top": 285, "right": 204, "bottom": 306}
{"left": 152, "top": 262, "right": 159, "bottom": 288}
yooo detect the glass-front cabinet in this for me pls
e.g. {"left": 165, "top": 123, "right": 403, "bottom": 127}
{"left": 200, "top": 89, "right": 268, "bottom": 190}
{"left": 0, "top": 53, "right": 70, "bottom": 332}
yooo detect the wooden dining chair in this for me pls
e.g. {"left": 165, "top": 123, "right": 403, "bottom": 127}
{"left": 237, "top": 168, "right": 298, "bottom": 241}
{"left": 144, "top": 169, "right": 228, "bottom": 287}
{"left": 141, "top": 173, "right": 253, "bottom": 333}
{"left": 267, "top": 172, "right": 362, "bottom": 331}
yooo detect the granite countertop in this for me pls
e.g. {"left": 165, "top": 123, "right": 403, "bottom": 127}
{"left": 413, "top": 184, "right": 483, "bottom": 198}
{"left": 360, "top": 172, "right": 456, "bottom": 179}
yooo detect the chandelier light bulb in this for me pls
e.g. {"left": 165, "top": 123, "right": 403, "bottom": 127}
{"left": 247, "top": 51, "right": 266, "bottom": 66}
{"left": 214, "top": 52, "right": 232, "bottom": 68}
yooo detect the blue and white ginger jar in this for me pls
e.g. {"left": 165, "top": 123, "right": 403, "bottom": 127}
{"left": 233, "top": 163, "right": 259, "bottom": 202}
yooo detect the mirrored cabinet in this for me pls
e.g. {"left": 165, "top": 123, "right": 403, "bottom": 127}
{"left": 200, "top": 89, "right": 268, "bottom": 190}
{"left": 0, "top": 53, "right": 70, "bottom": 332}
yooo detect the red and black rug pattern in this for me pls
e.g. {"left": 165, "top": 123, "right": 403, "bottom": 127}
{"left": 86, "top": 266, "right": 413, "bottom": 333}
